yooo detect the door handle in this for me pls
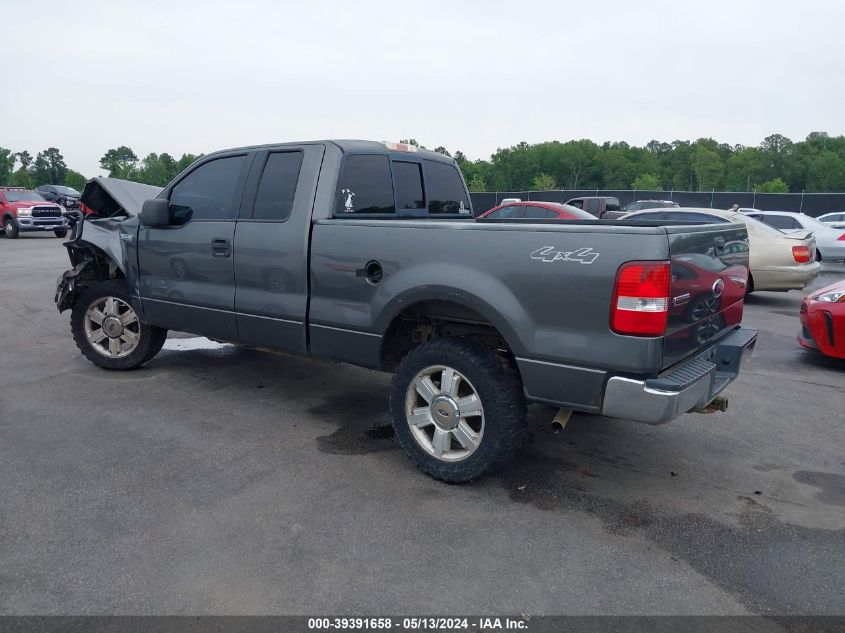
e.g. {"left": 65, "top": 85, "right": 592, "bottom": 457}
{"left": 211, "top": 237, "right": 231, "bottom": 257}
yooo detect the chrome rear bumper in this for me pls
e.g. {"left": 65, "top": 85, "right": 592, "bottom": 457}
{"left": 601, "top": 327, "right": 757, "bottom": 425}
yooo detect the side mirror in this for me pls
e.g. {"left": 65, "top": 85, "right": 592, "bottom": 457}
{"left": 140, "top": 198, "right": 171, "bottom": 227}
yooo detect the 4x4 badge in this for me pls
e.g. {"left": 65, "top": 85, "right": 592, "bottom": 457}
{"left": 530, "top": 246, "right": 599, "bottom": 264}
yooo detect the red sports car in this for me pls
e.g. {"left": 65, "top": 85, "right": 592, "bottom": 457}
{"left": 798, "top": 279, "right": 845, "bottom": 359}
{"left": 477, "top": 201, "right": 595, "bottom": 220}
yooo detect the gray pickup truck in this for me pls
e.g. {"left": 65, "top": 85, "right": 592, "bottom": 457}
{"left": 55, "top": 140, "right": 757, "bottom": 482}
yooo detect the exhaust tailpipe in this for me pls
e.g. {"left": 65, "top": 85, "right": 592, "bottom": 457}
{"left": 550, "top": 408, "right": 573, "bottom": 433}
{"left": 695, "top": 396, "right": 729, "bottom": 414}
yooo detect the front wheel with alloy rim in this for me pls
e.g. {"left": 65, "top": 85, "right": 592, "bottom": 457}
{"left": 70, "top": 280, "right": 167, "bottom": 370}
{"left": 390, "top": 337, "right": 526, "bottom": 483}
{"left": 4, "top": 218, "right": 19, "bottom": 238}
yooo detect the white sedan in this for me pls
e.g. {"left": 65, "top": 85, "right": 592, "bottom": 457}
{"left": 816, "top": 212, "right": 845, "bottom": 229}
{"left": 745, "top": 211, "right": 845, "bottom": 261}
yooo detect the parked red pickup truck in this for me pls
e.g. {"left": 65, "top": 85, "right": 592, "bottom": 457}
{"left": 0, "top": 187, "right": 68, "bottom": 238}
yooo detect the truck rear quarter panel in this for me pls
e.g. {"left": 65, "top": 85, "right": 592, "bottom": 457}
{"left": 309, "top": 221, "right": 675, "bottom": 409}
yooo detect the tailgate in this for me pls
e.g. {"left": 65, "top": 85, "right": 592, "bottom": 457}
{"left": 663, "top": 224, "right": 750, "bottom": 367}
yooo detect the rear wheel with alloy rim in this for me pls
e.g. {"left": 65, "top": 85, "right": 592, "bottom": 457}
{"left": 390, "top": 337, "right": 526, "bottom": 483}
{"left": 70, "top": 280, "right": 167, "bottom": 370}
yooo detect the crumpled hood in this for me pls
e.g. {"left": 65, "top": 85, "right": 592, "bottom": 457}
{"left": 80, "top": 177, "right": 164, "bottom": 217}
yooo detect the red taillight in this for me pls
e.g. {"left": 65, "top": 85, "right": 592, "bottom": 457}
{"left": 837, "top": 233, "right": 845, "bottom": 241}
{"left": 610, "top": 261, "right": 670, "bottom": 336}
{"left": 792, "top": 245, "right": 811, "bottom": 263}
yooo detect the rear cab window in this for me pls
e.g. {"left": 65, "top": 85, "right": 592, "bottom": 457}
{"left": 393, "top": 161, "right": 425, "bottom": 215}
{"left": 334, "top": 152, "right": 471, "bottom": 218}
{"left": 424, "top": 159, "right": 471, "bottom": 216}
{"left": 335, "top": 155, "right": 395, "bottom": 215}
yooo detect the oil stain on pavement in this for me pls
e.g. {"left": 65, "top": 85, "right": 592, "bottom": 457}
{"left": 792, "top": 471, "right": 845, "bottom": 507}
{"left": 311, "top": 392, "right": 397, "bottom": 455}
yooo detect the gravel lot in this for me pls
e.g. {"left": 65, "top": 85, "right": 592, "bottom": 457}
{"left": 0, "top": 234, "right": 843, "bottom": 616}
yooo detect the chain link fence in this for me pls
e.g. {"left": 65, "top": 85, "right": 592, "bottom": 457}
{"left": 468, "top": 189, "right": 845, "bottom": 217}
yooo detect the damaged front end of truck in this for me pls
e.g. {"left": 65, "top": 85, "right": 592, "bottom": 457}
{"left": 55, "top": 177, "right": 163, "bottom": 313}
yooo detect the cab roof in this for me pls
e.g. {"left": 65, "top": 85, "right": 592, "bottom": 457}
{"left": 204, "top": 140, "right": 455, "bottom": 163}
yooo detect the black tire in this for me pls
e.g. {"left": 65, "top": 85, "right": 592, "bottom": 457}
{"left": 390, "top": 337, "right": 526, "bottom": 483}
{"left": 4, "top": 218, "right": 19, "bottom": 239}
{"left": 54, "top": 229, "right": 68, "bottom": 238}
{"left": 815, "top": 250, "right": 822, "bottom": 262}
{"left": 746, "top": 274, "right": 755, "bottom": 296}
{"left": 70, "top": 279, "right": 167, "bottom": 370}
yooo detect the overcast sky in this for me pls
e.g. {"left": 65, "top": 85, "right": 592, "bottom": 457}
{"left": 4, "top": 0, "right": 844, "bottom": 176}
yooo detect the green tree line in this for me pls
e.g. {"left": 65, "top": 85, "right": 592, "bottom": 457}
{"left": 4, "top": 132, "right": 845, "bottom": 194}
{"left": 0, "top": 145, "right": 199, "bottom": 191}
{"left": 440, "top": 132, "right": 845, "bottom": 193}
{"left": 0, "top": 147, "right": 87, "bottom": 191}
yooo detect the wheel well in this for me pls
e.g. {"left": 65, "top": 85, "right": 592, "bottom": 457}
{"left": 57, "top": 244, "right": 126, "bottom": 312}
{"left": 380, "top": 300, "right": 513, "bottom": 370}
{"left": 69, "top": 243, "right": 125, "bottom": 282}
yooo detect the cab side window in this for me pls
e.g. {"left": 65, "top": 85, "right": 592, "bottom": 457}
{"left": 170, "top": 155, "right": 247, "bottom": 222}
{"left": 252, "top": 152, "right": 303, "bottom": 221}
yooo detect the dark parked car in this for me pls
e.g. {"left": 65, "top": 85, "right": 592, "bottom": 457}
{"left": 477, "top": 201, "right": 594, "bottom": 220}
{"left": 55, "top": 140, "right": 757, "bottom": 482}
{"left": 564, "top": 196, "right": 625, "bottom": 219}
{"left": 36, "top": 184, "right": 82, "bottom": 210}
{"left": 622, "top": 199, "right": 679, "bottom": 213}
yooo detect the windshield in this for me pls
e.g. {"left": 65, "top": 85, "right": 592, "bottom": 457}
{"left": 54, "top": 186, "right": 81, "bottom": 196}
{"left": 4, "top": 190, "right": 45, "bottom": 202}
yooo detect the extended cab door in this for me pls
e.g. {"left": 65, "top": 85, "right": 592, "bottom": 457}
{"left": 137, "top": 152, "right": 252, "bottom": 341}
{"left": 233, "top": 144, "right": 325, "bottom": 352}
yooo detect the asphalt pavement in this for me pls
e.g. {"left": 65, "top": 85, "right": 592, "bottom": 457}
{"left": 0, "top": 234, "right": 843, "bottom": 616}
